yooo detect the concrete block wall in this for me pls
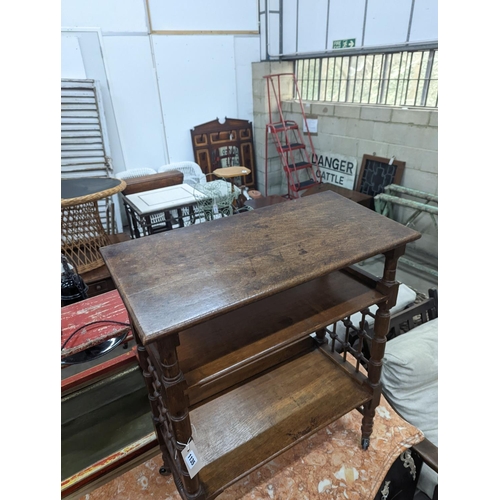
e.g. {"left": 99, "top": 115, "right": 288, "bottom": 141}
{"left": 252, "top": 61, "right": 438, "bottom": 259}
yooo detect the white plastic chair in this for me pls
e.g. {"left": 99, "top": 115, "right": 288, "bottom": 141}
{"left": 158, "top": 162, "right": 206, "bottom": 187}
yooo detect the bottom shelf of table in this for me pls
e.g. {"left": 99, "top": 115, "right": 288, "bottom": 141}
{"left": 183, "top": 346, "right": 372, "bottom": 500}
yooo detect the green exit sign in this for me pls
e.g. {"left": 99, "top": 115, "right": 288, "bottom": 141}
{"left": 332, "top": 38, "right": 356, "bottom": 49}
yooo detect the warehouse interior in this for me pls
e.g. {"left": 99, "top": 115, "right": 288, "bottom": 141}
{"left": 6, "top": 1, "right": 498, "bottom": 499}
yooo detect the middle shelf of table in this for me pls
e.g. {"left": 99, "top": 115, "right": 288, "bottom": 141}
{"left": 147, "top": 265, "right": 386, "bottom": 408}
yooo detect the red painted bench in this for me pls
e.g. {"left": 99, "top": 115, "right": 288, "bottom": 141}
{"left": 61, "top": 290, "right": 137, "bottom": 395}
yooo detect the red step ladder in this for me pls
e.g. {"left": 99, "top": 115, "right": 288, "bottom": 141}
{"left": 264, "top": 73, "right": 321, "bottom": 198}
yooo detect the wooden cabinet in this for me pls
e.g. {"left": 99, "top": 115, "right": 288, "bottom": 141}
{"left": 101, "top": 190, "right": 420, "bottom": 500}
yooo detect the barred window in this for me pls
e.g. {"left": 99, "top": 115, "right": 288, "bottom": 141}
{"left": 295, "top": 49, "right": 438, "bottom": 108}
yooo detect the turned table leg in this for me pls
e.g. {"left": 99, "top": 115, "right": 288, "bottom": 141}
{"left": 133, "top": 325, "right": 204, "bottom": 499}
{"left": 154, "top": 336, "right": 204, "bottom": 499}
{"left": 314, "top": 327, "right": 328, "bottom": 345}
{"left": 361, "top": 245, "right": 405, "bottom": 450}
{"left": 132, "top": 327, "right": 173, "bottom": 474}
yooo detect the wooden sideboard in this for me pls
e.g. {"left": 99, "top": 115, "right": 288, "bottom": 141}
{"left": 101, "top": 190, "right": 420, "bottom": 500}
{"left": 121, "top": 170, "right": 184, "bottom": 195}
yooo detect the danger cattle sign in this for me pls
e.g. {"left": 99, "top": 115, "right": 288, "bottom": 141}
{"left": 312, "top": 153, "right": 358, "bottom": 189}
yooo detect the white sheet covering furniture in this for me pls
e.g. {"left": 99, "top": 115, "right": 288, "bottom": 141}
{"left": 381, "top": 317, "right": 438, "bottom": 498}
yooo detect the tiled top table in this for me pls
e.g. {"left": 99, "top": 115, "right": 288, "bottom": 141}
{"left": 122, "top": 183, "right": 209, "bottom": 238}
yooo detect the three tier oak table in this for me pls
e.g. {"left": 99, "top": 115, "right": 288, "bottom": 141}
{"left": 101, "top": 190, "right": 421, "bottom": 500}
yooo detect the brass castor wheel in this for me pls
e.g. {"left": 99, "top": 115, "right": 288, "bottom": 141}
{"left": 159, "top": 466, "right": 171, "bottom": 476}
{"left": 361, "top": 437, "right": 370, "bottom": 450}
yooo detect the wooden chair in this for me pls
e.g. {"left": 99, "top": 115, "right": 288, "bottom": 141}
{"left": 329, "top": 290, "right": 438, "bottom": 499}
{"left": 377, "top": 290, "right": 438, "bottom": 500}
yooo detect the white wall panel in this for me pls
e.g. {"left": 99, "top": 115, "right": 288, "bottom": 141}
{"left": 327, "top": 0, "right": 366, "bottom": 49}
{"left": 61, "top": 0, "right": 148, "bottom": 33}
{"left": 276, "top": 0, "right": 437, "bottom": 56}
{"left": 267, "top": 11, "right": 281, "bottom": 57}
{"left": 152, "top": 35, "right": 238, "bottom": 163}
{"left": 234, "top": 36, "right": 261, "bottom": 120}
{"left": 259, "top": 11, "right": 268, "bottom": 60}
{"left": 364, "top": 0, "right": 413, "bottom": 46}
{"left": 282, "top": 0, "right": 297, "bottom": 55}
{"left": 61, "top": 35, "right": 86, "bottom": 78}
{"left": 409, "top": 0, "right": 438, "bottom": 42}
{"left": 148, "top": 0, "right": 258, "bottom": 31}
{"left": 296, "top": 0, "right": 329, "bottom": 53}
{"left": 267, "top": 0, "right": 282, "bottom": 56}
{"left": 102, "top": 35, "right": 168, "bottom": 171}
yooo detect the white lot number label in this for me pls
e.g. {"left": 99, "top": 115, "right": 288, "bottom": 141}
{"left": 181, "top": 438, "right": 204, "bottom": 478}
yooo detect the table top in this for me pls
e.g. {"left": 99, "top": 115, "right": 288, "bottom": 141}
{"left": 244, "top": 194, "right": 289, "bottom": 210}
{"left": 302, "top": 182, "right": 372, "bottom": 203}
{"left": 213, "top": 166, "right": 251, "bottom": 178}
{"left": 101, "top": 190, "right": 421, "bottom": 344}
{"left": 61, "top": 176, "right": 126, "bottom": 207}
{"left": 123, "top": 183, "right": 209, "bottom": 215}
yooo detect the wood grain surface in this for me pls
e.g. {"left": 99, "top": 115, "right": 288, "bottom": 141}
{"left": 101, "top": 190, "right": 420, "bottom": 345}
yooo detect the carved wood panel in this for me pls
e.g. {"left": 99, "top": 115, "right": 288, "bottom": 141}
{"left": 191, "top": 117, "right": 256, "bottom": 189}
